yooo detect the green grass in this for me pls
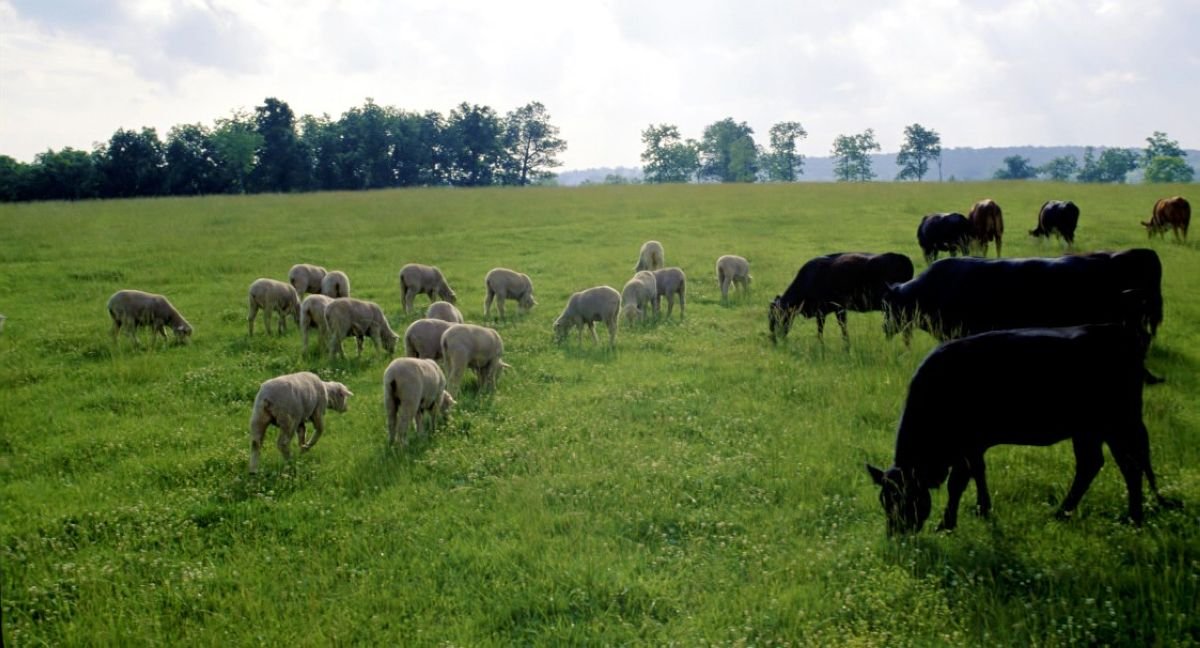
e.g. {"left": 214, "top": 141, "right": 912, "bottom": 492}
{"left": 1, "top": 182, "right": 1197, "bottom": 646}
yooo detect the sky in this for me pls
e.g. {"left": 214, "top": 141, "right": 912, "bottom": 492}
{"left": 1, "top": 0, "right": 1198, "bottom": 170}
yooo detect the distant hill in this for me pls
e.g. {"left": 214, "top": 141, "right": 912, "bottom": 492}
{"left": 555, "top": 147, "right": 1198, "bottom": 185}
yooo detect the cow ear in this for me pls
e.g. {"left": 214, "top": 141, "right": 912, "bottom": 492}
{"left": 866, "top": 463, "right": 885, "bottom": 485}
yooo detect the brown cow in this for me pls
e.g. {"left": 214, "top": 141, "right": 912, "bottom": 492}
{"left": 968, "top": 199, "right": 1004, "bottom": 257}
{"left": 1142, "top": 196, "right": 1190, "bottom": 242}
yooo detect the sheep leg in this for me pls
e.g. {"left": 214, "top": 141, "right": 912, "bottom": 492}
{"left": 302, "top": 322, "right": 310, "bottom": 353}
{"left": 484, "top": 290, "right": 494, "bottom": 318}
{"left": 355, "top": 334, "right": 365, "bottom": 357}
{"left": 328, "top": 329, "right": 344, "bottom": 359}
{"left": 403, "top": 288, "right": 415, "bottom": 314}
{"left": 385, "top": 389, "right": 399, "bottom": 446}
{"left": 665, "top": 296, "right": 675, "bottom": 319}
{"left": 415, "top": 402, "right": 428, "bottom": 439}
{"left": 248, "top": 409, "right": 272, "bottom": 473}
{"left": 397, "top": 402, "right": 416, "bottom": 447}
{"left": 446, "top": 356, "right": 465, "bottom": 398}
{"left": 606, "top": 317, "right": 617, "bottom": 348}
{"left": 303, "top": 412, "right": 324, "bottom": 452}
{"left": 497, "top": 295, "right": 507, "bottom": 321}
{"left": 248, "top": 300, "right": 258, "bottom": 336}
{"left": 720, "top": 275, "right": 730, "bottom": 302}
{"left": 296, "top": 422, "right": 308, "bottom": 448}
{"left": 276, "top": 307, "right": 286, "bottom": 335}
{"left": 276, "top": 422, "right": 296, "bottom": 462}
{"left": 588, "top": 321, "right": 599, "bottom": 344}
{"left": 678, "top": 289, "right": 685, "bottom": 318}
{"left": 264, "top": 307, "right": 274, "bottom": 336}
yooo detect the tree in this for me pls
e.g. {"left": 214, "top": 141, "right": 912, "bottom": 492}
{"left": 762, "top": 121, "right": 807, "bottom": 182}
{"left": 992, "top": 155, "right": 1037, "bottom": 180}
{"left": 251, "top": 97, "right": 308, "bottom": 192}
{"left": 697, "top": 118, "right": 758, "bottom": 183}
{"left": 27, "top": 148, "right": 99, "bottom": 200}
{"left": 1077, "top": 147, "right": 1138, "bottom": 183}
{"left": 0, "top": 155, "right": 31, "bottom": 201}
{"left": 95, "top": 127, "right": 167, "bottom": 197}
{"left": 1142, "top": 131, "right": 1193, "bottom": 183}
{"left": 501, "top": 101, "right": 567, "bottom": 186}
{"left": 210, "top": 111, "right": 262, "bottom": 194}
{"left": 299, "top": 113, "right": 347, "bottom": 191}
{"left": 443, "top": 103, "right": 504, "bottom": 187}
{"left": 895, "top": 123, "right": 942, "bottom": 181}
{"left": 1143, "top": 131, "right": 1185, "bottom": 162}
{"left": 1037, "top": 155, "right": 1078, "bottom": 182}
{"left": 391, "top": 110, "right": 446, "bottom": 187}
{"left": 640, "top": 124, "right": 700, "bottom": 183}
{"left": 165, "top": 123, "right": 223, "bottom": 195}
{"left": 338, "top": 98, "right": 396, "bottom": 190}
{"left": 831, "top": 129, "right": 880, "bottom": 182}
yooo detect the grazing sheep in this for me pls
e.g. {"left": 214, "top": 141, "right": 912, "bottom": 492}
{"left": 399, "top": 263, "right": 457, "bottom": 314}
{"left": 554, "top": 285, "right": 621, "bottom": 348}
{"left": 403, "top": 318, "right": 455, "bottom": 360}
{"left": 484, "top": 268, "right": 537, "bottom": 320}
{"left": 634, "top": 240, "right": 665, "bottom": 272}
{"left": 299, "top": 294, "right": 334, "bottom": 354}
{"left": 248, "top": 278, "right": 302, "bottom": 336}
{"left": 440, "top": 323, "right": 511, "bottom": 396}
{"left": 320, "top": 270, "right": 351, "bottom": 298}
{"left": 716, "top": 255, "right": 752, "bottom": 302}
{"left": 426, "top": 301, "right": 464, "bottom": 323}
{"left": 107, "top": 289, "right": 193, "bottom": 346}
{"left": 620, "top": 271, "right": 658, "bottom": 325}
{"left": 383, "top": 358, "right": 456, "bottom": 448}
{"left": 248, "top": 371, "right": 352, "bottom": 473}
{"left": 652, "top": 267, "right": 687, "bottom": 319}
{"left": 288, "top": 264, "right": 327, "bottom": 295}
{"left": 325, "top": 297, "right": 399, "bottom": 360}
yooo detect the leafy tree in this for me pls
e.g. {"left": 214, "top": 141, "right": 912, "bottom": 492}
{"left": 443, "top": 103, "right": 504, "bottom": 187}
{"left": 1037, "top": 155, "right": 1078, "bottom": 182}
{"left": 1143, "top": 156, "right": 1195, "bottom": 183}
{"left": 0, "top": 155, "right": 31, "bottom": 201}
{"left": 1143, "top": 131, "right": 1185, "bottom": 162}
{"left": 299, "top": 113, "right": 347, "bottom": 191}
{"left": 640, "top": 124, "right": 700, "bottom": 183}
{"left": 762, "top": 121, "right": 807, "bottom": 182}
{"left": 338, "top": 98, "right": 396, "bottom": 190}
{"left": 501, "top": 101, "right": 567, "bottom": 186}
{"left": 251, "top": 97, "right": 308, "bottom": 192}
{"left": 1077, "top": 147, "right": 1138, "bottom": 183}
{"left": 831, "top": 129, "right": 880, "bottom": 182}
{"left": 697, "top": 118, "right": 758, "bottom": 183}
{"left": 895, "top": 123, "right": 942, "bottom": 181}
{"left": 391, "top": 110, "right": 446, "bottom": 187}
{"left": 27, "top": 148, "right": 99, "bottom": 200}
{"left": 165, "top": 123, "right": 223, "bottom": 195}
{"left": 993, "top": 155, "right": 1037, "bottom": 180}
{"left": 210, "top": 111, "right": 262, "bottom": 194}
{"left": 95, "top": 127, "right": 167, "bottom": 197}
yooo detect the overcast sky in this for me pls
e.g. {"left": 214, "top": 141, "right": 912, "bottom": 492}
{"left": 1, "top": 0, "right": 1198, "bottom": 170}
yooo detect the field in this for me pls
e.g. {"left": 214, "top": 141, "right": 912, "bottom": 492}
{"left": 1, "top": 182, "right": 1197, "bottom": 646}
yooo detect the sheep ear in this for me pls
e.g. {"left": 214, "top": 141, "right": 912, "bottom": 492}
{"left": 866, "top": 463, "right": 886, "bottom": 485}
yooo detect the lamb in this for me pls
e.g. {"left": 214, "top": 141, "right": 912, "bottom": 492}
{"left": 426, "top": 301, "right": 464, "bottom": 323}
{"left": 634, "top": 240, "right": 665, "bottom": 272}
{"left": 440, "top": 323, "right": 511, "bottom": 396}
{"left": 325, "top": 297, "right": 399, "bottom": 359}
{"left": 288, "top": 263, "right": 327, "bottom": 295}
{"left": 403, "top": 318, "right": 456, "bottom": 360}
{"left": 383, "top": 358, "right": 456, "bottom": 448}
{"left": 247, "top": 371, "right": 353, "bottom": 473}
{"left": 299, "top": 294, "right": 334, "bottom": 354}
{"left": 620, "top": 271, "right": 658, "bottom": 325}
{"left": 320, "top": 270, "right": 351, "bottom": 298}
{"left": 652, "top": 267, "right": 687, "bottom": 319}
{"left": 107, "top": 289, "right": 193, "bottom": 346}
{"left": 554, "top": 285, "right": 621, "bottom": 348}
{"left": 399, "top": 263, "right": 457, "bottom": 314}
{"left": 248, "top": 278, "right": 302, "bottom": 336}
{"left": 716, "top": 255, "right": 752, "bottom": 302}
{"left": 484, "top": 268, "right": 537, "bottom": 320}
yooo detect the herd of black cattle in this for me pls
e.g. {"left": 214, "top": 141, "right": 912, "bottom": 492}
{"left": 762, "top": 196, "right": 1191, "bottom": 535}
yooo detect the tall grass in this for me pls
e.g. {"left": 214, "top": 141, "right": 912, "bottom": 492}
{"left": 1, "top": 182, "right": 1197, "bottom": 645}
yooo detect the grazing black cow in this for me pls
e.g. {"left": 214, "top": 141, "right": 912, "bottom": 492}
{"left": 881, "top": 249, "right": 1163, "bottom": 342}
{"left": 866, "top": 324, "right": 1173, "bottom": 535}
{"left": 1031, "top": 200, "right": 1080, "bottom": 245}
{"left": 768, "top": 252, "right": 914, "bottom": 343}
{"left": 916, "top": 212, "right": 972, "bottom": 264}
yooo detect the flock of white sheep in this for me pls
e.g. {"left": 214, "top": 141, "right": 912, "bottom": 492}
{"left": 105, "top": 242, "right": 753, "bottom": 472}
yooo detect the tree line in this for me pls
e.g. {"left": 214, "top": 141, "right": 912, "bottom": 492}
{"left": 992, "top": 132, "right": 1194, "bottom": 183}
{"left": 0, "top": 97, "right": 567, "bottom": 202}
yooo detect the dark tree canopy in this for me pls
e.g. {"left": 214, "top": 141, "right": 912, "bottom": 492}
{"left": 762, "top": 121, "right": 807, "bottom": 182}
{"left": 831, "top": 129, "right": 880, "bottom": 182}
{"left": 698, "top": 118, "right": 759, "bottom": 183}
{"left": 895, "top": 124, "right": 942, "bottom": 181}
{"left": 640, "top": 124, "right": 700, "bottom": 184}
{"left": 501, "top": 101, "right": 567, "bottom": 186}
{"left": 993, "top": 155, "right": 1037, "bottom": 180}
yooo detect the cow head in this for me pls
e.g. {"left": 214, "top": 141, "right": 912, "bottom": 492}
{"left": 1141, "top": 220, "right": 1164, "bottom": 237}
{"left": 767, "top": 296, "right": 795, "bottom": 343}
{"left": 867, "top": 464, "right": 931, "bottom": 535}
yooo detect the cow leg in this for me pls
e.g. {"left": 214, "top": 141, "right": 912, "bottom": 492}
{"left": 971, "top": 454, "right": 991, "bottom": 517}
{"left": 995, "top": 236, "right": 1002, "bottom": 258}
{"left": 815, "top": 314, "right": 825, "bottom": 341}
{"left": 836, "top": 310, "right": 849, "bottom": 343}
{"left": 1108, "top": 435, "right": 1146, "bottom": 525}
{"left": 1057, "top": 439, "right": 1104, "bottom": 519}
{"left": 937, "top": 459, "right": 972, "bottom": 531}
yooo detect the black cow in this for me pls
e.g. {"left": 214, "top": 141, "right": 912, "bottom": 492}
{"left": 768, "top": 252, "right": 914, "bottom": 343}
{"left": 1031, "top": 200, "right": 1080, "bottom": 245}
{"left": 881, "top": 249, "right": 1163, "bottom": 342}
{"left": 866, "top": 324, "right": 1173, "bottom": 535}
{"left": 916, "top": 212, "right": 972, "bottom": 264}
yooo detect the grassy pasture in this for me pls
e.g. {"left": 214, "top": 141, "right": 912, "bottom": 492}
{"left": 1, "top": 181, "right": 1197, "bottom": 645}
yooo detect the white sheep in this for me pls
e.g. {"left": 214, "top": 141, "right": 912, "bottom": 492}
{"left": 247, "top": 371, "right": 353, "bottom": 473}
{"left": 553, "top": 285, "right": 621, "bottom": 348}
{"left": 484, "top": 268, "right": 536, "bottom": 320}
{"left": 299, "top": 294, "right": 334, "bottom": 354}
{"left": 383, "top": 358, "right": 455, "bottom": 448}
{"left": 325, "top": 297, "right": 399, "bottom": 360}
{"left": 652, "top": 267, "right": 687, "bottom": 319}
{"left": 620, "top": 271, "right": 658, "bottom": 325}
{"left": 320, "top": 270, "right": 351, "bottom": 298}
{"left": 635, "top": 240, "right": 665, "bottom": 272}
{"left": 440, "top": 323, "right": 511, "bottom": 396}
{"left": 248, "top": 278, "right": 302, "bottom": 336}
{"left": 399, "top": 263, "right": 457, "bottom": 314}
{"left": 716, "top": 255, "right": 752, "bottom": 302}
{"left": 403, "top": 318, "right": 456, "bottom": 360}
{"left": 425, "top": 301, "right": 464, "bottom": 323}
{"left": 288, "top": 263, "right": 327, "bottom": 295}
{"left": 107, "top": 289, "right": 193, "bottom": 346}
